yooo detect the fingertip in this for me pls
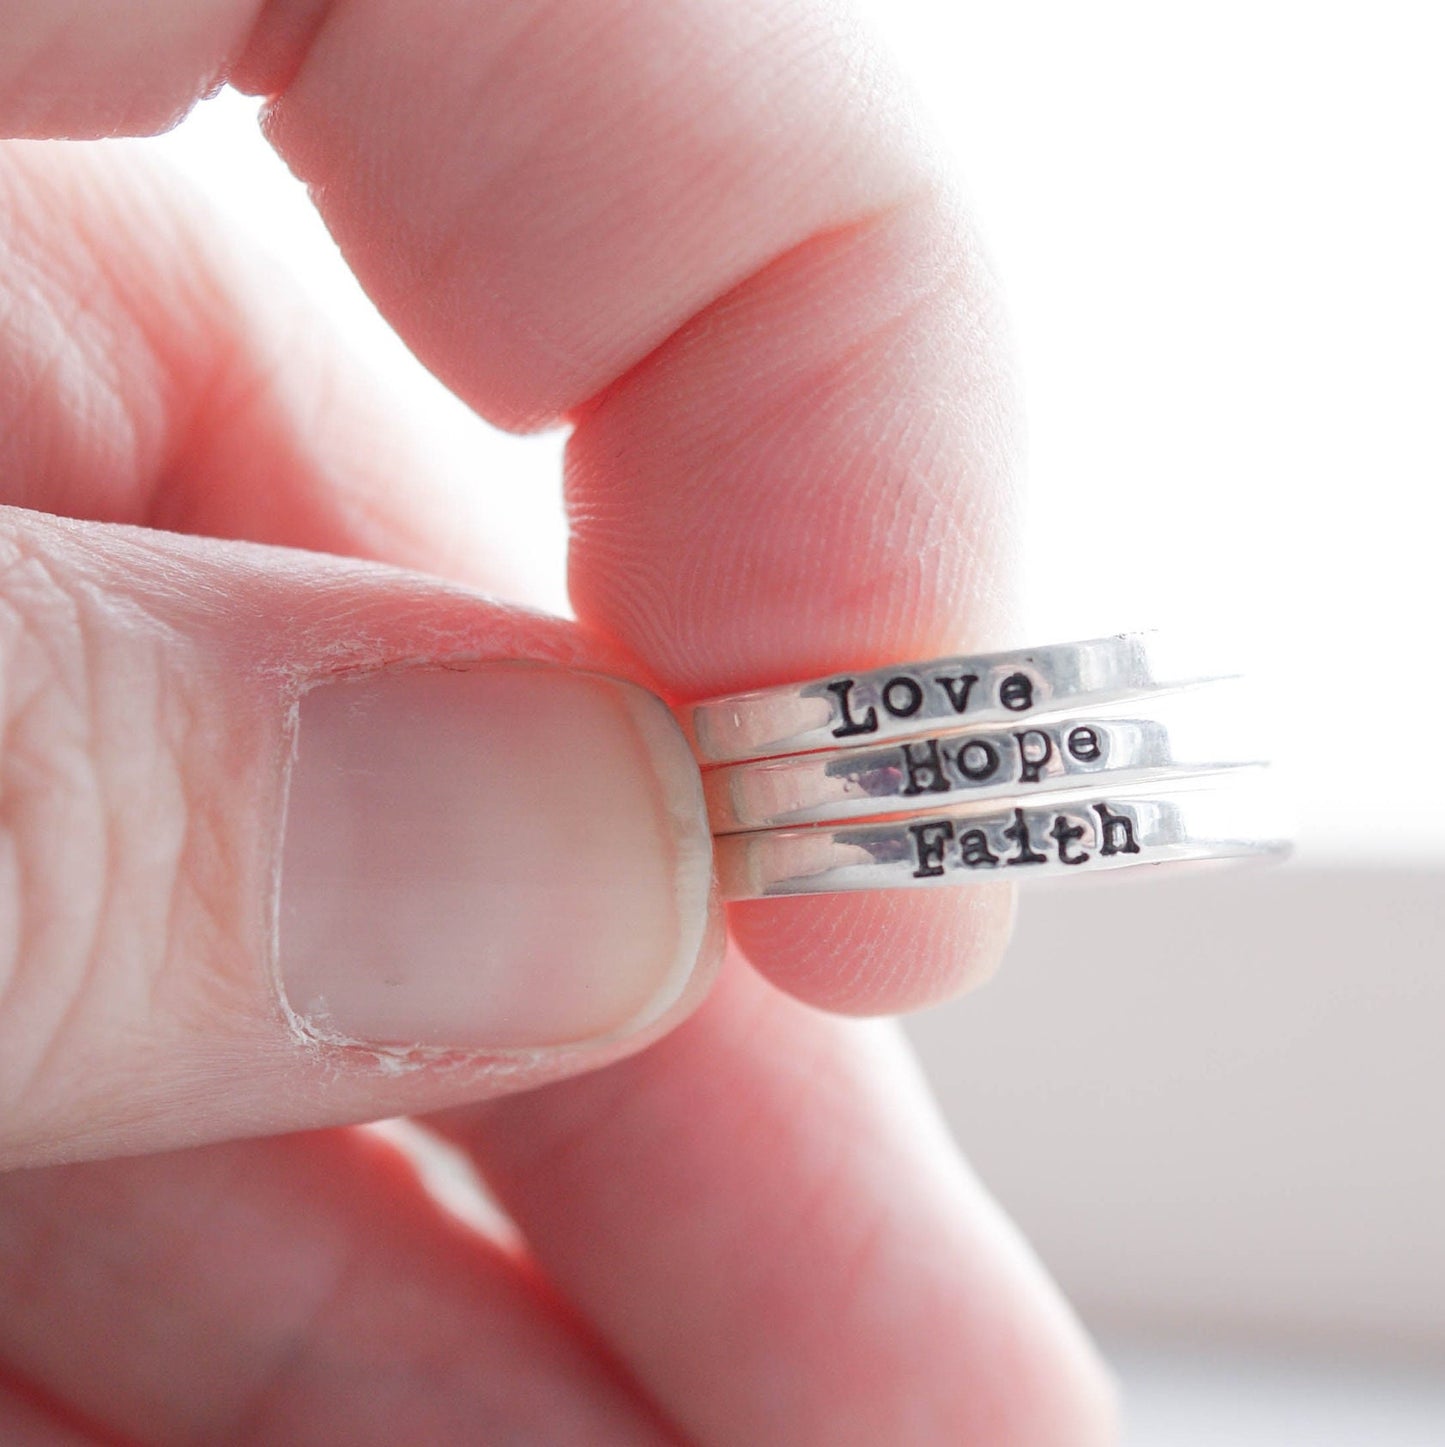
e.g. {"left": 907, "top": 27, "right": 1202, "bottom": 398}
{"left": 727, "top": 882, "right": 1016, "bottom": 1015}
{"left": 0, "top": 1, "right": 260, "bottom": 139}
{"left": 0, "top": 510, "right": 728, "bottom": 1167}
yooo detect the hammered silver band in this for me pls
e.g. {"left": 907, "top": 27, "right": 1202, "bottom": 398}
{"left": 681, "top": 631, "right": 1238, "bottom": 766}
{"left": 705, "top": 678, "right": 1266, "bottom": 833}
{"left": 714, "top": 772, "right": 1290, "bottom": 900}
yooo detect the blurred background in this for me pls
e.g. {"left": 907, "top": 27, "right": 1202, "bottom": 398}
{"left": 146, "top": 2, "right": 1443, "bottom": 1441}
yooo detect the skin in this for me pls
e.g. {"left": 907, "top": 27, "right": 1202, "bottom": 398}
{"left": 0, "top": 1, "right": 1117, "bottom": 1442}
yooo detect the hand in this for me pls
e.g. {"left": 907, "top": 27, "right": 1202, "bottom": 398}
{"left": 0, "top": 2, "right": 1114, "bottom": 1441}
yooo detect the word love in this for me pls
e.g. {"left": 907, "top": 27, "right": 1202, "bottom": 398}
{"left": 892, "top": 721, "right": 1104, "bottom": 797}
{"left": 909, "top": 801, "right": 1142, "bottom": 877}
{"left": 826, "top": 668, "right": 1036, "bottom": 738}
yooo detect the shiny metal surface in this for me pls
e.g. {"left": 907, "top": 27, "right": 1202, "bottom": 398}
{"left": 705, "top": 678, "right": 1265, "bottom": 832}
{"left": 714, "top": 771, "right": 1291, "bottom": 899}
{"left": 682, "top": 631, "right": 1236, "bottom": 765}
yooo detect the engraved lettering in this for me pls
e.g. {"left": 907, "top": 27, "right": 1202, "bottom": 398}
{"left": 958, "top": 828, "right": 1000, "bottom": 868}
{"left": 935, "top": 672, "right": 979, "bottom": 715}
{"left": 1067, "top": 725, "right": 1102, "bottom": 763}
{"left": 1002, "top": 808, "right": 1048, "bottom": 865}
{"left": 1094, "top": 801, "right": 1141, "bottom": 856}
{"left": 999, "top": 672, "right": 1035, "bottom": 712}
{"left": 955, "top": 738, "right": 1000, "bottom": 782}
{"left": 899, "top": 738, "right": 949, "bottom": 796}
{"left": 882, "top": 676, "right": 924, "bottom": 718}
{"left": 1049, "top": 814, "right": 1090, "bottom": 865}
{"left": 1014, "top": 728, "right": 1054, "bottom": 785}
{"left": 908, "top": 820, "right": 955, "bottom": 877}
{"left": 826, "top": 678, "right": 877, "bottom": 738}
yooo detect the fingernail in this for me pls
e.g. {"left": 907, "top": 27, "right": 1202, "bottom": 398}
{"left": 277, "top": 661, "right": 714, "bottom": 1050}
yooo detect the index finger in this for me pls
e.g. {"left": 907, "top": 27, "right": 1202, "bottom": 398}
{"left": 3, "top": 0, "right": 1019, "bottom": 1011}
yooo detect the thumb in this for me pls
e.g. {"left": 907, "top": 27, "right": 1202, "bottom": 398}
{"left": 0, "top": 505, "right": 720, "bottom": 1168}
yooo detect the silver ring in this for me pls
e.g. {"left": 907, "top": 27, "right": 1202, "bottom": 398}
{"left": 681, "top": 631, "right": 1236, "bottom": 765}
{"left": 704, "top": 679, "right": 1266, "bottom": 832}
{"left": 714, "top": 772, "right": 1291, "bottom": 900}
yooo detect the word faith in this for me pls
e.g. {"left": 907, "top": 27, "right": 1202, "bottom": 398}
{"left": 908, "top": 802, "right": 1142, "bottom": 876}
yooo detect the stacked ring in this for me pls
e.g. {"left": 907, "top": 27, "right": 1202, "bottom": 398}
{"left": 679, "top": 632, "right": 1291, "bottom": 900}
